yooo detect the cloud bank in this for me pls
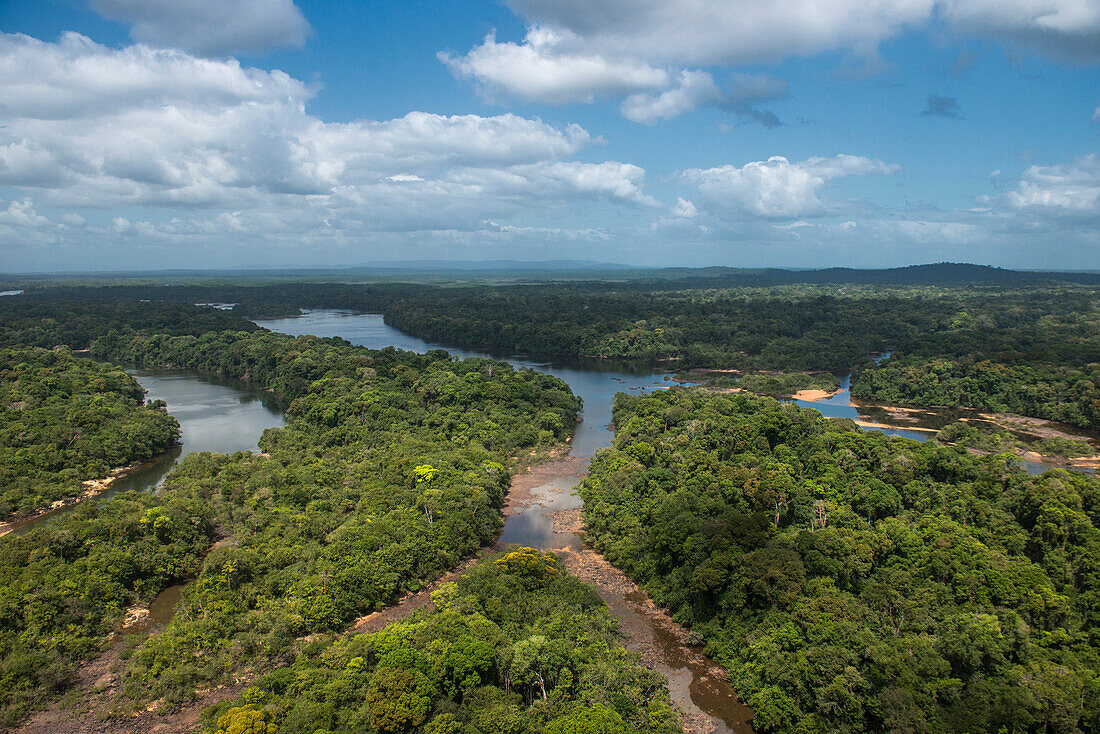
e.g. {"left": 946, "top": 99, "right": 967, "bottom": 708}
{"left": 443, "top": 0, "right": 1100, "bottom": 122}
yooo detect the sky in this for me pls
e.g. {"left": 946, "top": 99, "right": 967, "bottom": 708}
{"left": 0, "top": 0, "right": 1098, "bottom": 272}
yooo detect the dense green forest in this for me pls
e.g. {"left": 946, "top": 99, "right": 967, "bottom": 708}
{"left": 6, "top": 273, "right": 1099, "bottom": 433}
{"left": 203, "top": 548, "right": 681, "bottom": 734}
{"left": 0, "top": 346, "right": 180, "bottom": 520}
{"left": 0, "top": 486, "right": 215, "bottom": 724}
{"left": 681, "top": 371, "right": 841, "bottom": 398}
{"left": 581, "top": 388, "right": 1100, "bottom": 733}
{"left": 0, "top": 327, "right": 582, "bottom": 724}
{"left": 381, "top": 286, "right": 1098, "bottom": 368}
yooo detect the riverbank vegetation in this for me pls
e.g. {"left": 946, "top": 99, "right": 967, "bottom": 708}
{"left": 203, "top": 548, "right": 682, "bottom": 734}
{"left": 0, "top": 487, "right": 216, "bottom": 724}
{"left": 581, "top": 388, "right": 1100, "bottom": 733}
{"left": 0, "top": 327, "right": 581, "bottom": 723}
{"left": 681, "top": 370, "right": 841, "bottom": 398}
{"left": 7, "top": 273, "right": 1100, "bottom": 432}
{"left": 0, "top": 346, "right": 180, "bottom": 520}
{"left": 0, "top": 299, "right": 261, "bottom": 350}
{"left": 852, "top": 358, "right": 1100, "bottom": 431}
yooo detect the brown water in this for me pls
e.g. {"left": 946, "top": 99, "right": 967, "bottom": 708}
{"left": 497, "top": 455, "right": 754, "bottom": 733}
{"left": 123, "top": 583, "right": 187, "bottom": 635}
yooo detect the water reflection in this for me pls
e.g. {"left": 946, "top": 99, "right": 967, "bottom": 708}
{"left": 9, "top": 369, "right": 285, "bottom": 535}
{"left": 256, "top": 309, "right": 672, "bottom": 456}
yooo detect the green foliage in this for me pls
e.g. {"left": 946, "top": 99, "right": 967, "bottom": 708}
{"left": 0, "top": 298, "right": 261, "bottom": 350}
{"left": 0, "top": 346, "right": 180, "bottom": 518}
{"left": 935, "top": 420, "right": 1095, "bottom": 458}
{"left": 80, "top": 330, "right": 580, "bottom": 707}
{"left": 215, "top": 705, "right": 279, "bottom": 734}
{"left": 581, "top": 388, "right": 1100, "bottom": 733}
{"left": 734, "top": 372, "right": 840, "bottom": 397}
{"left": 203, "top": 550, "right": 681, "bottom": 734}
{"left": 0, "top": 323, "right": 581, "bottom": 724}
{"left": 0, "top": 488, "right": 215, "bottom": 724}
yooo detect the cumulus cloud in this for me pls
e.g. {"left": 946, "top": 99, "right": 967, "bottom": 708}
{"left": 1002, "top": 155, "right": 1100, "bottom": 216}
{"left": 0, "top": 199, "right": 50, "bottom": 228}
{"left": 445, "top": 1, "right": 1100, "bottom": 117}
{"left": 0, "top": 32, "right": 660, "bottom": 268}
{"left": 620, "top": 71, "right": 788, "bottom": 125}
{"left": 671, "top": 198, "right": 698, "bottom": 218}
{"left": 922, "top": 95, "right": 963, "bottom": 118}
{"left": 0, "top": 33, "right": 650, "bottom": 211}
{"left": 439, "top": 30, "right": 669, "bottom": 105}
{"left": 620, "top": 70, "right": 722, "bottom": 123}
{"left": 88, "top": 0, "right": 311, "bottom": 57}
{"left": 938, "top": 0, "right": 1100, "bottom": 62}
{"left": 680, "top": 155, "right": 900, "bottom": 218}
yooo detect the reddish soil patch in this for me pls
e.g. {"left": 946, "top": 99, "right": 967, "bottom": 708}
{"left": 502, "top": 455, "right": 589, "bottom": 518}
{"left": 347, "top": 554, "right": 486, "bottom": 635}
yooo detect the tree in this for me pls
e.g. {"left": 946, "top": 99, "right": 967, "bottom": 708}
{"left": 214, "top": 705, "right": 278, "bottom": 734}
{"left": 365, "top": 667, "right": 434, "bottom": 734}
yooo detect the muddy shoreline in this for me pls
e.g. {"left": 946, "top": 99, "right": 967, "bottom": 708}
{"left": 502, "top": 456, "right": 754, "bottom": 734}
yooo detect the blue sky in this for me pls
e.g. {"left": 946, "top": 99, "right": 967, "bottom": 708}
{"left": 0, "top": 0, "right": 1097, "bottom": 271}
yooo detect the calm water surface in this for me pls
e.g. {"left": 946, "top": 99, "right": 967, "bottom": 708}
{"left": 9, "top": 370, "right": 285, "bottom": 535}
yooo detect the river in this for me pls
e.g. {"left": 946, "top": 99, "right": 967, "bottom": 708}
{"left": 7, "top": 370, "right": 285, "bottom": 536}
{"left": 255, "top": 310, "right": 772, "bottom": 732}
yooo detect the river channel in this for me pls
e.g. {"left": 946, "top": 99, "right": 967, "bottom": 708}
{"left": 261, "top": 309, "right": 978, "bottom": 734}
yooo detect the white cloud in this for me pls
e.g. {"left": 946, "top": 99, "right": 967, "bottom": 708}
{"left": 0, "top": 32, "right": 660, "bottom": 268}
{"left": 501, "top": 0, "right": 934, "bottom": 67}
{"left": 0, "top": 200, "right": 50, "bottom": 228}
{"left": 445, "top": 1, "right": 1100, "bottom": 116}
{"left": 439, "top": 30, "right": 669, "bottom": 105}
{"left": 88, "top": 0, "right": 311, "bottom": 57}
{"left": 1002, "top": 155, "right": 1100, "bottom": 216}
{"left": 938, "top": 0, "right": 1100, "bottom": 61}
{"left": 681, "top": 155, "right": 900, "bottom": 218}
{"left": 0, "top": 33, "right": 641, "bottom": 209}
{"left": 671, "top": 197, "right": 698, "bottom": 218}
{"left": 620, "top": 70, "right": 722, "bottom": 124}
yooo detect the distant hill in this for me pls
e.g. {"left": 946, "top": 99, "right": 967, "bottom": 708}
{"left": 636, "top": 263, "right": 1100, "bottom": 287}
